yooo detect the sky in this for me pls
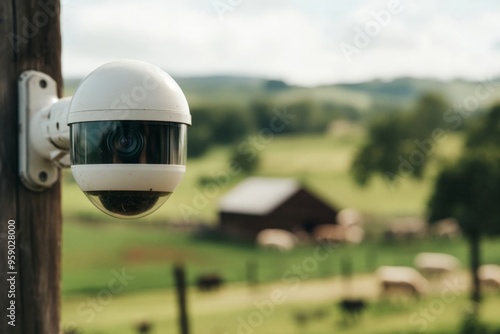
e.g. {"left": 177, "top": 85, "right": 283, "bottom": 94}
{"left": 61, "top": 0, "right": 500, "bottom": 86}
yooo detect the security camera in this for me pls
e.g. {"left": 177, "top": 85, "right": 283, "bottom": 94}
{"left": 18, "top": 60, "right": 192, "bottom": 219}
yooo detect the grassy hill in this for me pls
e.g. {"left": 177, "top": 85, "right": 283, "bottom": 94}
{"left": 64, "top": 75, "right": 500, "bottom": 114}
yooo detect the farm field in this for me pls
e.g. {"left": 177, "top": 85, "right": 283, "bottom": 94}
{"left": 63, "top": 276, "right": 500, "bottom": 334}
{"left": 61, "top": 220, "right": 500, "bottom": 295}
{"left": 60, "top": 220, "right": 500, "bottom": 333}
{"left": 60, "top": 129, "right": 491, "bottom": 333}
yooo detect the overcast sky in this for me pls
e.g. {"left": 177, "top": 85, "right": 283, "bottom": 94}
{"left": 61, "top": 0, "right": 500, "bottom": 86}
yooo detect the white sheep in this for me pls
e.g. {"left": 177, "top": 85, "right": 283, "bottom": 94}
{"left": 432, "top": 218, "right": 461, "bottom": 239}
{"left": 414, "top": 252, "right": 461, "bottom": 278}
{"left": 384, "top": 217, "right": 427, "bottom": 241}
{"left": 312, "top": 224, "right": 365, "bottom": 244}
{"left": 377, "top": 266, "right": 428, "bottom": 298}
{"left": 256, "top": 229, "right": 296, "bottom": 252}
{"left": 336, "top": 208, "right": 364, "bottom": 227}
{"left": 313, "top": 224, "right": 346, "bottom": 244}
{"left": 479, "top": 264, "right": 500, "bottom": 290}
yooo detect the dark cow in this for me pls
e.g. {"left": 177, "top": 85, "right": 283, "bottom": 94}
{"left": 196, "top": 273, "right": 223, "bottom": 292}
{"left": 338, "top": 299, "right": 367, "bottom": 323}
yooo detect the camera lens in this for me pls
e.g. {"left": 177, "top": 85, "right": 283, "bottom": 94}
{"left": 85, "top": 190, "right": 172, "bottom": 219}
{"left": 71, "top": 121, "right": 187, "bottom": 165}
{"left": 108, "top": 127, "right": 144, "bottom": 158}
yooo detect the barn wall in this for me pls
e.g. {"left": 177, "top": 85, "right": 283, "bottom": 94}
{"left": 219, "top": 188, "right": 338, "bottom": 239}
{"left": 272, "top": 189, "right": 338, "bottom": 232}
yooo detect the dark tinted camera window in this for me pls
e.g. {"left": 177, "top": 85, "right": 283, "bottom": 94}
{"left": 71, "top": 121, "right": 187, "bottom": 165}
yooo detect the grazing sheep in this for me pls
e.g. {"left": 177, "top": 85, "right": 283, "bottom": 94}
{"left": 336, "top": 208, "right": 364, "bottom": 227}
{"left": 414, "top": 252, "right": 461, "bottom": 278}
{"left": 313, "top": 224, "right": 365, "bottom": 244}
{"left": 256, "top": 229, "right": 296, "bottom": 252}
{"left": 196, "top": 273, "right": 223, "bottom": 292}
{"left": 345, "top": 225, "right": 365, "bottom": 244}
{"left": 431, "top": 218, "right": 461, "bottom": 239}
{"left": 377, "top": 266, "right": 428, "bottom": 298}
{"left": 479, "top": 264, "right": 500, "bottom": 290}
{"left": 313, "top": 224, "right": 345, "bottom": 243}
{"left": 384, "top": 218, "right": 427, "bottom": 241}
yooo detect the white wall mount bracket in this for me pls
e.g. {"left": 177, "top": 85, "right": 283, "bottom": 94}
{"left": 18, "top": 71, "right": 70, "bottom": 191}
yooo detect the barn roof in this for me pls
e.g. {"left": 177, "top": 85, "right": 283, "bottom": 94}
{"left": 219, "top": 177, "right": 300, "bottom": 215}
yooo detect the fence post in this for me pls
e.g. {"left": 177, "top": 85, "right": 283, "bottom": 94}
{"left": 173, "top": 263, "right": 190, "bottom": 334}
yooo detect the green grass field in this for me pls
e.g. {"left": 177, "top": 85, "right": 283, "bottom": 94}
{"left": 61, "top": 219, "right": 500, "bottom": 333}
{"left": 60, "top": 217, "right": 500, "bottom": 333}
{"left": 60, "top": 130, "right": 500, "bottom": 333}
{"left": 61, "top": 220, "right": 500, "bottom": 294}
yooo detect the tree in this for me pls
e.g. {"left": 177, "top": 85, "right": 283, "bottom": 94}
{"left": 188, "top": 105, "right": 253, "bottom": 158}
{"left": 466, "top": 104, "right": 500, "bottom": 149}
{"left": 428, "top": 104, "right": 500, "bottom": 312}
{"left": 288, "top": 100, "right": 328, "bottom": 134}
{"left": 188, "top": 106, "right": 216, "bottom": 158}
{"left": 188, "top": 125, "right": 213, "bottom": 158}
{"left": 251, "top": 100, "right": 275, "bottom": 131}
{"left": 351, "top": 93, "right": 449, "bottom": 186}
{"left": 407, "top": 93, "right": 449, "bottom": 139}
{"left": 351, "top": 114, "right": 409, "bottom": 185}
{"left": 211, "top": 106, "right": 251, "bottom": 144}
{"left": 229, "top": 145, "right": 260, "bottom": 174}
{"left": 428, "top": 150, "right": 500, "bottom": 307}
{"left": 250, "top": 99, "right": 329, "bottom": 135}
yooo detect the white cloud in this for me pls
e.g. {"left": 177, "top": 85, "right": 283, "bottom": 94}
{"left": 61, "top": 0, "right": 500, "bottom": 85}
{"left": 330, "top": 0, "right": 500, "bottom": 82}
{"left": 62, "top": 0, "right": 338, "bottom": 85}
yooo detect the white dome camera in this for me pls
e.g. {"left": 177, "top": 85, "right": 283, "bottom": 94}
{"left": 18, "top": 60, "right": 192, "bottom": 219}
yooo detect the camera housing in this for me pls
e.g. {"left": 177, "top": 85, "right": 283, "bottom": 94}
{"left": 18, "top": 60, "right": 192, "bottom": 219}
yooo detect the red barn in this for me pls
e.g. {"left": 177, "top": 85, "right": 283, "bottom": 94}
{"left": 218, "top": 177, "right": 338, "bottom": 239}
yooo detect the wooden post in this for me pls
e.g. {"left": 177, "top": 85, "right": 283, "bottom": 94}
{"left": 0, "top": 1, "right": 62, "bottom": 333}
{"left": 173, "top": 264, "right": 190, "bottom": 334}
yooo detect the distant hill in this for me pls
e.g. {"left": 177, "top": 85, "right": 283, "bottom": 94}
{"left": 332, "top": 77, "right": 500, "bottom": 111}
{"left": 63, "top": 75, "right": 500, "bottom": 113}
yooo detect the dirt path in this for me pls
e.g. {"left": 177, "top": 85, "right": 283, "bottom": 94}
{"left": 189, "top": 271, "right": 470, "bottom": 314}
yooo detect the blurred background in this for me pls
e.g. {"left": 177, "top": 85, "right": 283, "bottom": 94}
{"left": 59, "top": 1, "right": 500, "bottom": 333}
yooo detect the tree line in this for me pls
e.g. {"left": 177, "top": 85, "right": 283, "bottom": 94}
{"left": 188, "top": 100, "right": 360, "bottom": 158}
